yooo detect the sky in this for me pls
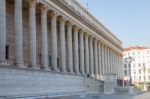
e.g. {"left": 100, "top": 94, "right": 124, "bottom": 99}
{"left": 80, "top": 0, "right": 150, "bottom": 48}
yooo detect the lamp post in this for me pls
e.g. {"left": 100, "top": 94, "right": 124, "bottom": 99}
{"left": 128, "top": 57, "right": 133, "bottom": 86}
{"left": 143, "top": 63, "right": 146, "bottom": 90}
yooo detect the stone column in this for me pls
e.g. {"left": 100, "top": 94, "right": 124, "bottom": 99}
{"left": 110, "top": 49, "right": 112, "bottom": 74}
{"left": 112, "top": 50, "right": 115, "bottom": 74}
{"left": 114, "top": 52, "right": 117, "bottom": 74}
{"left": 29, "top": 1, "right": 37, "bottom": 69}
{"left": 50, "top": 11, "right": 58, "bottom": 71}
{"left": 89, "top": 36, "right": 94, "bottom": 77}
{"left": 0, "top": 0, "right": 6, "bottom": 65}
{"left": 101, "top": 44, "right": 104, "bottom": 75}
{"left": 94, "top": 39, "right": 98, "bottom": 78}
{"left": 59, "top": 17, "right": 66, "bottom": 72}
{"left": 73, "top": 26, "right": 79, "bottom": 74}
{"left": 66, "top": 22, "right": 73, "bottom": 73}
{"left": 108, "top": 48, "right": 110, "bottom": 73}
{"left": 98, "top": 42, "right": 102, "bottom": 78}
{"left": 106, "top": 47, "right": 109, "bottom": 74}
{"left": 41, "top": 5, "right": 49, "bottom": 70}
{"left": 15, "top": 0, "right": 24, "bottom": 67}
{"left": 104, "top": 46, "right": 107, "bottom": 74}
{"left": 84, "top": 33, "right": 90, "bottom": 75}
{"left": 79, "top": 30, "right": 85, "bottom": 75}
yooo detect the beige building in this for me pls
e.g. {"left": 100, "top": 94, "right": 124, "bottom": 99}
{"left": 123, "top": 46, "right": 150, "bottom": 90}
{"left": 0, "top": 0, "right": 123, "bottom": 97}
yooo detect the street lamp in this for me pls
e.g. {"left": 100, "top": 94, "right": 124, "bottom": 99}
{"left": 143, "top": 63, "right": 146, "bottom": 90}
{"left": 128, "top": 57, "right": 133, "bottom": 86}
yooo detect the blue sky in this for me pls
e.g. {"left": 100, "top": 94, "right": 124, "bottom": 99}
{"left": 80, "top": 0, "right": 150, "bottom": 48}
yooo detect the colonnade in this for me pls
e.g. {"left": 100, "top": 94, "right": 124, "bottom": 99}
{"left": 0, "top": 0, "right": 123, "bottom": 79}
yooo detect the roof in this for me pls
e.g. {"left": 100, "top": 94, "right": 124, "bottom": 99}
{"left": 124, "top": 46, "right": 149, "bottom": 52}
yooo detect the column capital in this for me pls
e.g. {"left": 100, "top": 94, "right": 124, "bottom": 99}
{"left": 27, "top": 0, "right": 39, "bottom": 6}
{"left": 84, "top": 32, "right": 90, "bottom": 37}
{"left": 93, "top": 37, "right": 98, "bottom": 43}
{"left": 58, "top": 16, "right": 66, "bottom": 23}
{"left": 48, "top": 10, "right": 58, "bottom": 19}
{"left": 89, "top": 34, "right": 94, "bottom": 40}
{"left": 79, "top": 29, "right": 84, "bottom": 35}
{"left": 66, "top": 21, "right": 73, "bottom": 26}
{"left": 73, "top": 25, "right": 79, "bottom": 30}
{"left": 41, "top": 5, "right": 48, "bottom": 13}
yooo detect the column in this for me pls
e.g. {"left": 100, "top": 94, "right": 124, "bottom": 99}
{"left": 114, "top": 52, "right": 117, "bottom": 74}
{"left": 66, "top": 22, "right": 73, "bottom": 73}
{"left": 112, "top": 50, "right": 115, "bottom": 74}
{"left": 89, "top": 36, "right": 94, "bottom": 77}
{"left": 50, "top": 11, "right": 58, "bottom": 71}
{"left": 41, "top": 5, "right": 48, "bottom": 70}
{"left": 101, "top": 44, "right": 104, "bottom": 75}
{"left": 98, "top": 42, "right": 102, "bottom": 79}
{"left": 15, "top": 0, "right": 24, "bottom": 67}
{"left": 59, "top": 17, "right": 66, "bottom": 72}
{"left": 0, "top": 0, "right": 6, "bottom": 64}
{"left": 108, "top": 48, "right": 110, "bottom": 73}
{"left": 110, "top": 49, "right": 112, "bottom": 74}
{"left": 73, "top": 26, "right": 79, "bottom": 74}
{"left": 29, "top": 1, "right": 37, "bottom": 69}
{"left": 106, "top": 47, "right": 108, "bottom": 74}
{"left": 84, "top": 33, "right": 90, "bottom": 75}
{"left": 94, "top": 39, "right": 98, "bottom": 78}
{"left": 104, "top": 46, "right": 107, "bottom": 74}
{"left": 79, "top": 30, "right": 85, "bottom": 75}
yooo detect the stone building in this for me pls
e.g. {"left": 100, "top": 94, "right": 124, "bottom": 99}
{"left": 123, "top": 46, "right": 150, "bottom": 90}
{"left": 0, "top": 0, "right": 123, "bottom": 98}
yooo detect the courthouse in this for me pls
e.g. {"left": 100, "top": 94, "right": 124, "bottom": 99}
{"left": 0, "top": 0, "right": 123, "bottom": 97}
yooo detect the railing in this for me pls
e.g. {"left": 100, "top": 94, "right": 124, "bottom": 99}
{"left": 63, "top": 0, "right": 122, "bottom": 47}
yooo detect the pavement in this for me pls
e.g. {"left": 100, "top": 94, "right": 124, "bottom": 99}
{"left": 39, "top": 92, "right": 150, "bottom": 99}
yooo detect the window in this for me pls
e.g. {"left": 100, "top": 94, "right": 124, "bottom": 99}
{"left": 139, "top": 70, "right": 141, "bottom": 74}
{"left": 138, "top": 51, "right": 140, "bottom": 55}
{"left": 147, "top": 50, "right": 150, "bottom": 54}
{"left": 133, "top": 63, "right": 135, "bottom": 67}
{"left": 124, "top": 64, "right": 127, "bottom": 68}
{"left": 123, "top": 53, "right": 126, "bottom": 56}
{"left": 148, "top": 76, "right": 150, "bottom": 80}
{"left": 144, "top": 76, "right": 146, "bottom": 81}
{"left": 139, "top": 76, "right": 141, "bottom": 80}
{"left": 128, "top": 52, "right": 130, "bottom": 56}
{"left": 128, "top": 63, "right": 131, "bottom": 68}
{"left": 124, "top": 70, "right": 127, "bottom": 75}
{"left": 143, "top": 63, "right": 145, "bottom": 67}
{"left": 134, "top": 70, "right": 136, "bottom": 74}
{"left": 148, "top": 69, "right": 150, "bottom": 73}
{"left": 138, "top": 63, "right": 141, "bottom": 67}
{"left": 132, "top": 52, "right": 135, "bottom": 55}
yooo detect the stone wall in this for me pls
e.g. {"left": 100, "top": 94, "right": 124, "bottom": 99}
{"left": 0, "top": 66, "right": 103, "bottom": 98}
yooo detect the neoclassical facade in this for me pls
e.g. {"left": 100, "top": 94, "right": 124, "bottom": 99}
{"left": 0, "top": 0, "right": 123, "bottom": 97}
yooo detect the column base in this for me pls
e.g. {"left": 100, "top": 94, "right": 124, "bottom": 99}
{"left": 43, "top": 67, "right": 50, "bottom": 71}
{"left": 0, "top": 61, "right": 8, "bottom": 66}
{"left": 15, "top": 63, "right": 25, "bottom": 68}
{"left": 90, "top": 74, "right": 95, "bottom": 78}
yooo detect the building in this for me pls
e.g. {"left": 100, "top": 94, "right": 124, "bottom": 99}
{"left": 0, "top": 0, "right": 123, "bottom": 97}
{"left": 123, "top": 46, "right": 150, "bottom": 90}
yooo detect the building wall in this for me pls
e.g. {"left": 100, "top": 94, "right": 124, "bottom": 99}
{"left": 123, "top": 47, "right": 150, "bottom": 88}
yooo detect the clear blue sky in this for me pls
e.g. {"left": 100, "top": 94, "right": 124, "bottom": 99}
{"left": 80, "top": 0, "right": 150, "bottom": 47}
